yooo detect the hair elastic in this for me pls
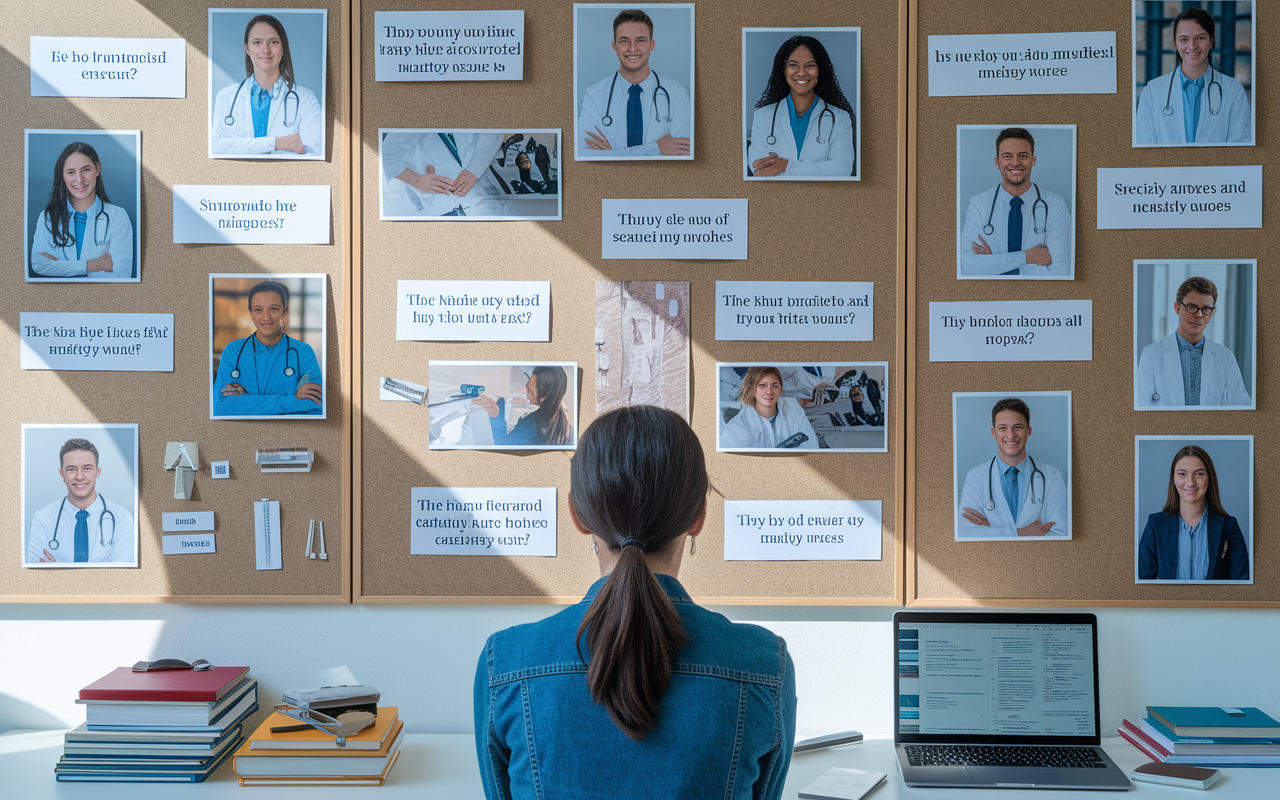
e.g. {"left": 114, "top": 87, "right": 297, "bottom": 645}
{"left": 619, "top": 537, "right": 648, "bottom": 552}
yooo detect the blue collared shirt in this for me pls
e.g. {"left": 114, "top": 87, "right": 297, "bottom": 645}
{"left": 1176, "top": 510, "right": 1210, "bottom": 580}
{"left": 1179, "top": 66, "right": 1205, "bottom": 143}
{"left": 1176, "top": 331, "right": 1205, "bottom": 405}
{"left": 249, "top": 79, "right": 275, "bottom": 138}
{"left": 786, "top": 95, "right": 813, "bottom": 152}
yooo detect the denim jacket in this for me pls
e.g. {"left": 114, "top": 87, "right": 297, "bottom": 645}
{"left": 474, "top": 573, "right": 797, "bottom": 800}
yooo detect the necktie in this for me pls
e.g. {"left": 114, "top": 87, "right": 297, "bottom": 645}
{"left": 438, "top": 133, "right": 463, "bottom": 167}
{"left": 1005, "top": 195, "right": 1022, "bottom": 276}
{"left": 1183, "top": 75, "right": 1204, "bottom": 143}
{"left": 74, "top": 509, "right": 90, "bottom": 562}
{"left": 1002, "top": 465, "right": 1020, "bottom": 523}
{"left": 627, "top": 83, "right": 643, "bottom": 147}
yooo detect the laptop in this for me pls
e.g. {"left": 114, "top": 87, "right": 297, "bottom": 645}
{"left": 893, "top": 611, "right": 1131, "bottom": 790}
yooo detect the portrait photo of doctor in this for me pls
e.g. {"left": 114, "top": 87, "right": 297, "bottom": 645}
{"left": 209, "top": 275, "right": 327, "bottom": 420}
{"left": 1133, "top": 3, "right": 1254, "bottom": 147}
{"left": 956, "top": 125, "right": 1075, "bottom": 280}
{"left": 1134, "top": 262, "right": 1255, "bottom": 410}
{"left": 24, "top": 130, "right": 140, "bottom": 282}
{"left": 1135, "top": 436, "right": 1252, "bottom": 584}
{"left": 22, "top": 424, "right": 138, "bottom": 569}
{"left": 953, "top": 393, "right": 1071, "bottom": 541}
{"left": 573, "top": 4, "right": 693, "bottom": 161}
{"left": 743, "top": 28, "right": 859, "bottom": 180}
{"left": 208, "top": 8, "right": 326, "bottom": 160}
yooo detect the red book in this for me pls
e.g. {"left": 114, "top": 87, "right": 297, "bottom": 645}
{"left": 1119, "top": 720, "right": 1169, "bottom": 763}
{"left": 79, "top": 667, "right": 250, "bottom": 703}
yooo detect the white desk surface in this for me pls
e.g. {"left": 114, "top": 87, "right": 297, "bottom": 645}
{"left": 2, "top": 730, "right": 1274, "bottom": 797}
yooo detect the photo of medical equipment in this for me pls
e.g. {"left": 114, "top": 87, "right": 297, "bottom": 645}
{"left": 427, "top": 361, "right": 578, "bottom": 451}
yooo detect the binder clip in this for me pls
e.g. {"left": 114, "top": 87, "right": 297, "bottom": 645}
{"left": 164, "top": 442, "right": 199, "bottom": 500}
{"left": 304, "top": 520, "right": 328, "bottom": 560}
{"left": 269, "top": 705, "right": 375, "bottom": 747}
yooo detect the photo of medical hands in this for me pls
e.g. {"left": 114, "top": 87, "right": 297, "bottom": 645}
{"left": 1135, "top": 436, "right": 1252, "bottom": 583}
{"left": 953, "top": 393, "right": 1071, "bottom": 541}
{"left": 22, "top": 424, "right": 139, "bottom": 569}
{"left": 25, "top": 130, "right": 140, "bottom": 282}
{"left": 1133, "top": 2, "right": 1254, "bottom": 147}
{"left": 716, "top": 363, "right": 887, "bottom": 453}
{"left": 574, "top": 4, "right": 694, "bottom": 160}
{"left": 428, "top": 362, "right": 578, "bottom": 450}
{"left": 956, "top": 125, "right": 1075, "bottom": 280}
{"left": 743, "top": 28, "right": 859, "bottom": 180}
{"left": 379, "top": 129, "right": 561, "bottom": 220}
{"left": 209, "top": 275, "right": 327, "bottom": 420}
{"left": 1134, "top": 261, "right": 1255, "bottom": 410}
{"left": 208, "top": 8, "right": 327, "bottom": 159}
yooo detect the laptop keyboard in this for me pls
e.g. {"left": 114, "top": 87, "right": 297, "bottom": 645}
{"left": 905, "top": 745, "right": 1108, "bottom": 769}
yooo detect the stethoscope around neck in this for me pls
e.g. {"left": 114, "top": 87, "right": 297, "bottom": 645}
{"left": 986, "top": 455, "right": 1045, "bottom": 512}
{"left": 223, "top": 75, "right": 299, "bottom": 128}
{"left": 600, "top": 71, "right": 670, "bottom": 127}
{"left": 1163, "top": 64, "right": 1222, "bottom": 117}
{"left": 766, "top": 97, "right": 836, "bottom": 146}
{"left": 984, "top": 183, "right": 1048, "bottom": 237}
{"left": 46, "top": 494, "right": 116, "bottom": 551}
{"left": 229, "top": 333, "right": 299, "bottom": 381}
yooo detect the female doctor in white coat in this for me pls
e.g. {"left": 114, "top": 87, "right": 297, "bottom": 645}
{"left": 748, "top": 35, "right": 856, "bottom": 178}
{"left": 211, "top": 14, "right": 322, "bottom": 158}
{"left": 721, "top": 366, "right": 818, "bottom": 449}
{"left": 1134, "top": 8, "right": 1250, "bottom": 145}
{"left": 30, "top": 141, "right": 134, "bottom": 280}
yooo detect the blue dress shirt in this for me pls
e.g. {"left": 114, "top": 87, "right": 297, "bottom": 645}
{"left": 1175, "top": 331, "right": 1205, "bottom": 406}
{"left": 1179, "top": 67, "right": 1205, "bottom": 144}
{"left": 1176, "top": 510, "right": 1210, "bottom": 580}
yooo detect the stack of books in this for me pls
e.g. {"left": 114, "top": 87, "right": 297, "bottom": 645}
{"left": 233, "top": 706, "right": 404, "bottom": 786}
{"left": 56, "top": 665, "right": 257, "bottom": 783}
{"left": 1119, "top": 706, "right": 1280, "bottom": 767}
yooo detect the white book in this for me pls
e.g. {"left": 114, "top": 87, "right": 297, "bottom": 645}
{"left": 799, "top": 767, "right": 888, "bottom": 800}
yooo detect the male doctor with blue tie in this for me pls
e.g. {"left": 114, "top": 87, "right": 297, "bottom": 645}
{"left": 576, "top": 8, "right": 691, "bottom": 159}
{"left": 959, "top": 127, "right": 1072, "bottom": 278}
{"left": 26, "top": 438, "right": 135, "bottom": 566}
{"left": 958, "top": 398, "right": 1068, "bottom": 540}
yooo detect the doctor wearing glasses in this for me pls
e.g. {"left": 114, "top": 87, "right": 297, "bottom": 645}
{"left": 1135, "top": 8, "right": 1250, "bottom": 145}
{"left": 214, "top": 280, "right": 322, "bottom": 417}
{"left": 576, "top": 9, "right": 691, "bottom": 158}
{"left": 211, "top": 14, "right": 321, "bottom": 157}
{"left": 960, "top": 127, "right": 1071, "bottom": 278}
{"left": 958, "top": 398, "right": 1068, "bottom": 539}
{"left": 27, "top": 438, "right": 135, "bottom": 565}
{"left": 30, "top": 141, "right": 133, "bottom": 280}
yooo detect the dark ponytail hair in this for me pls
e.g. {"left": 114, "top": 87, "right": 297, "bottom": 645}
{"left": 572, "top": 406, "right": 708, "bottom": 740}
{"left": 44, "top": 142, "right": 108, "bottom": 249}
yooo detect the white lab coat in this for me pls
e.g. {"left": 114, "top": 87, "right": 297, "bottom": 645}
{"left": 747, "top": 98, "right": 855, "bottom": 178}
{"left": 1135, "top": 332, "right": 1251, "bottom": 408}
{"left": 958, "top": 456, "right": 1068, "bottom": 539}
{"left": 211, "top": 76, "right": 323, "bottom": 157}
{"left": 380, "top": 131, "right": 507, "bottom": 217}
{"left": 1135, "top": 66, "right": 1251, "bottom": 145}
{"left": 576, "top": 70, "right": 692, "bottom": 159}
{"left": 720, "top": 397, "right": 819, "bottom": 450}
{"left": 29, "top": 198, "right": 134, "bottom": 280}
{"left": 26, "top": 493, "right": 136, "bottom": 566}
{"left": 959, "top": 184, "right": 1072, "bottom": 278}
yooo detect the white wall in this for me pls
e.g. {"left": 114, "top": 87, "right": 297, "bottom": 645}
{"left": 3, "top": 604, "right": 1278, "bottom": 739}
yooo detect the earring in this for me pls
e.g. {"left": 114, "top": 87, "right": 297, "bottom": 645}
{"left": 689, "top": 536, "right": 696, "bottom": 556}
{"left": 592, "top": 540, "right": 599, "bottom": 555}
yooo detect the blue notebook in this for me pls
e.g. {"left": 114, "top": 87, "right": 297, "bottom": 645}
{"left": 1148, "top": 707, "right": 1280, "bottom": 738}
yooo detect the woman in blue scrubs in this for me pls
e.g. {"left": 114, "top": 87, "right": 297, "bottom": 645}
{"left": 213, "top": 280, "right": 322, "bottom": 417}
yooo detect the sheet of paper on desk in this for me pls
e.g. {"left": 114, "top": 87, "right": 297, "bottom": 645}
{"left": 799, "top": 766, "right": 887, "bottom": 800}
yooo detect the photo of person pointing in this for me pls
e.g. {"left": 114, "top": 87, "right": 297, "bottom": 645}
{"left": 574, "top": 5, "right": 693, "bottom": 160}
{"left": 954, "top": 394, "right": 1071, "bottom": 541}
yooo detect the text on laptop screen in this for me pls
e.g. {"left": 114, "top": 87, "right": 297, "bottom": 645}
{"left": 897, "top": 621, "right": 1095, "bottom": 737}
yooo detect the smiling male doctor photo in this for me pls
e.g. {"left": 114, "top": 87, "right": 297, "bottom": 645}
{"left": 26, "top": 438, "right": 135, "bottom": 566}
{"left": 958, "top": 398, "right": 1068, "bottom": 539}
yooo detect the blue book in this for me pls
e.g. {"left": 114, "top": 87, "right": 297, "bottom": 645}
{"left": 1148, "top": 707, "right": 1280, "bottom": 739}
{"left": 54, "top": 739, "right": 238, "bottom": 782}
{"left": 1144, "top": 715, "right": 1280, "bottom": 746}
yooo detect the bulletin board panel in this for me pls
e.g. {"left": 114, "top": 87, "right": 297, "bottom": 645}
{"left": 910, "top": 0, "right": 1280, "bottom": 607}
{"left": 0, "top": 1, "right": 350, "bottom": 602}
{"left": 354, "top": 0, "right": 907, "bottom": 604}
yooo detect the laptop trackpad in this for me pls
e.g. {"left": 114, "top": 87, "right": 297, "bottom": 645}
{"left": 967, "top": 766, "right": 1064, "bottom": 786}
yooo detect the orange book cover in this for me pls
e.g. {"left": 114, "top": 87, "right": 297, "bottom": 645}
{"left": 245, "top": 708, "right": 399, "bottom": 752}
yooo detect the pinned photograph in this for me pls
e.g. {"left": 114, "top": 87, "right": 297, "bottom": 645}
{"left": 1134, "top": 260, "right": 1255, "bottom": 410}
{"left": 21, "top": 423, "right": 139, "bottom": 568}
{"left": 24, "top": 129, "right": 140, "bottom": 282}
{"left": 1132, "top": 2, "right": 1255, "bottom": 147}
{"left": 428, "top": 362, "right": 577, "bottom": 450}
{"left": 956, "top": 124, "right": 1076, "bottom": 280}
{"left": 595, "top": 281, "right": 689, "bottom": 420}
{"left": 573, "top": 4, "right": 694, "bottom": 160}
{"left": 1135, "top": 436, "right": 1252, "bottom": 584}
{"left": 716, "top": 363, "right": 887, "bottom": 453}
{"left": 742, "top": 27, "right": 860, "bottom": 180}
{"left": 208, "top": 8, "right": 327, "bottom": 159}
{"left": 209, "top": 274, "right": 327, "bottom": 420}
{"left": 953, "top": 392, "right": 1072, "bottom": 541}
{"left": 379, "top": 129, "right": 561, "bottom": 220}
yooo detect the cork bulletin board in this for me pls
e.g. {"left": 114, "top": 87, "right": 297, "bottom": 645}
{"left": 0, "top": 1, "right": 350, "bottom": 601}
{"left": 354, "top": 0, "right": 907, "bottom": 603}
{"left": 909, "top": 0, "right": 1280, "bottom": 607}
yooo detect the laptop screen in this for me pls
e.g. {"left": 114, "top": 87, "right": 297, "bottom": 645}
{"left": 894, "top": 612, "right": 1101, "bottom": 746}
